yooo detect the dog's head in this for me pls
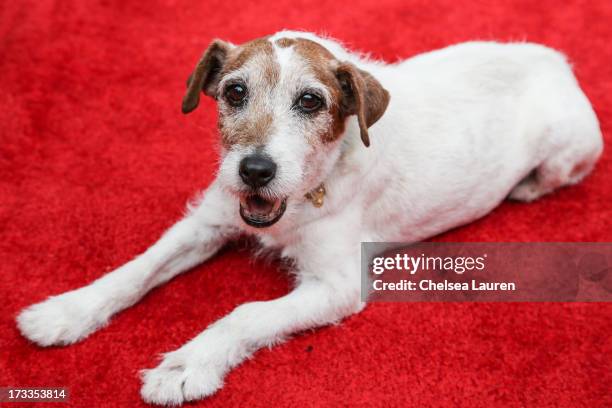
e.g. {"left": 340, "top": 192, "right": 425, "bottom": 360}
{"left": 183, "top": 34, "right": 389, "bottom": 228}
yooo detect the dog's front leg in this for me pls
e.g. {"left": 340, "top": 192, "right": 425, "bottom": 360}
{"left": 17, "top": 183, "right": 237, "bottom": 347}
{"left": 141, "top": 232, "right": 363, "bottom": 405}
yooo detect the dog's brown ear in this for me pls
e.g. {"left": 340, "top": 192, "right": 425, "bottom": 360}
{"left": 336, "top": 63, "right": 390, "bottom": 147}
{"left": 182, "top": 39, "right": 232, "bottom": 114}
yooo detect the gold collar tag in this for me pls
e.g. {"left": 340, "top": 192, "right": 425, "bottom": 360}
{"left": 305, "top": 184, "right": 326, "bottom": 208}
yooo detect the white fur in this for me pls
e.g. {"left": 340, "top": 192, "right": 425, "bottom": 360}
{"left": 17, "top": 31, "right": 602, "bottom": 405}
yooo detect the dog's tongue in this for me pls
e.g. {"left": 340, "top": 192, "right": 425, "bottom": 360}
{"left": 244, "top": 195, "right": 275, "bottom": 216}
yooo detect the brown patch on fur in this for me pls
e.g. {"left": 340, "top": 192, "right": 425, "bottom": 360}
{"left": 280, "top": 38, "right": 389, "bottom": 146}
{"left": 219, "top": 112, "right": 273, "bottom": 148}
{"left": 291, "top": 38, "right": 336, "bottom": 60}
{"left": 223, "top": 38, "right": 278, "bottom": 84}
{"left": 276, "top": 38, "right": 347, "bottom": 143}
{"left": 275, "top": 38, "right": 295, "bottom": 48}
{"left": 326, "top": 105, "right": 347, "bottom": 143}
{"left": 216, "top": 38, "right": 281, "bottom": 148}
{"left": 279, "top": 38, "right": 390, "bottom": 145}
{"left": 183, "top": 38, "right": 279, "bottom": 113}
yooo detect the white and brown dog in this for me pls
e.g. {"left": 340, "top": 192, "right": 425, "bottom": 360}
{"left": 17, "top": 31, "right": 602, "bottom": 404}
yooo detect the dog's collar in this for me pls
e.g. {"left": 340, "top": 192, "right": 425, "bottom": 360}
{"left": 305, "top": 183, "right": 326, "bottom": 208}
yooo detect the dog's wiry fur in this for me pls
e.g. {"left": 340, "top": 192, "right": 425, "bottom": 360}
{"left": 17, "top": 31, "right": 603, "bottom": 405}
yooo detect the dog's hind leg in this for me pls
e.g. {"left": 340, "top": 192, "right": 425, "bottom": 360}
{"left": 509, "top": 72, "right": 603, "bottom": 202}
{"left": 16, "top": 182, "right": 237, "bottom": 347}
{"left": 509, "top": 144, "right": 601, "bottom": 202}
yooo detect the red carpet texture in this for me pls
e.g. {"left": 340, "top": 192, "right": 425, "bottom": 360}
{"left": 1, "top": 1, "right": 611, "bottom": 407}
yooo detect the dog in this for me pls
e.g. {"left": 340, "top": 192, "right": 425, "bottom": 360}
{"left": 16, "top": 31, "right": 603, "bottom": 405}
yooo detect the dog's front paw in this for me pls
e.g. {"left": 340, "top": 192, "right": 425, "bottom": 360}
{"left": 140, "top": 345, "right": 227, "bottom": 405}
{"left": 16, "top": 291, "right": 106, "bottom": 346}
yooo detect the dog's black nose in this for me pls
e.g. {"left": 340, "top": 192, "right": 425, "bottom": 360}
{"left": 239, "top": 154, "right": 277, "bottom": 188}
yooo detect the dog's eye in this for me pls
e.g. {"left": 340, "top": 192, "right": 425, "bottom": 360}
{"left": 225, "top": 84, "right": 247, "bottom": 106}
{"left": 297, "top": 93, "right": 323, "bottom": 113}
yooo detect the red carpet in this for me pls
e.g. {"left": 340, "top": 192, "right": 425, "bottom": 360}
{"left": 1, "top": 1, "right": 610, "bottom": 406}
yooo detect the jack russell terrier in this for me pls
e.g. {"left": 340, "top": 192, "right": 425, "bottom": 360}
{"left": 17, "top": 31, "right": 603, "bottom": 405}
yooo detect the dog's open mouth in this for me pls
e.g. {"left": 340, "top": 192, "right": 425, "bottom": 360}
{"left": 239, "top": 194, "right": 287, "bottom": 228}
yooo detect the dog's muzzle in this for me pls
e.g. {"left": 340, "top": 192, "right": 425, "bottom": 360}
{"left": 237, "top": 153, "right": 286, "bottom": 227}
{"left": 239, "top": 194, "right": 287, "bottom": 228}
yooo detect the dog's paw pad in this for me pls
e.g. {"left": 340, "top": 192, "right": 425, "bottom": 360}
{"left": 16, "top": 293, "right": 102, "bottom": 346}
